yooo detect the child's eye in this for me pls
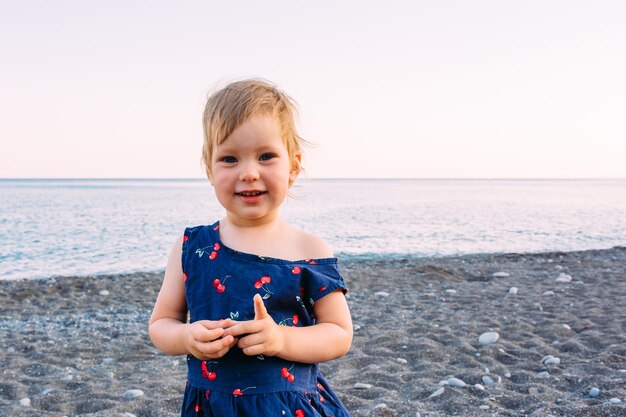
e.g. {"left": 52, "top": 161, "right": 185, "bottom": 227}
{"left": 220, "top": 156, "right": 237, "bottom": 163}
{"left": 259, "top": 153, "right": 276, "bottom": 161}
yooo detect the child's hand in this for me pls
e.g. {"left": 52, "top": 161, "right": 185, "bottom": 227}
{"left": 183, "top": 319, "right": 236, "bottom": 360}
{"left": 224, "top": 294, "right": 285, "bottom": 357}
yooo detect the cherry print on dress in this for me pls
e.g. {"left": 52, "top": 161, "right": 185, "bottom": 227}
{"left": 201, "top": 360, "right": 218, "bottom": 381}
{"left": 291, "top": 266, "right": 301, "bottom": 274}
{"left": 212, "top": 275, "right": 231, "bottom": 293}
{"left": 232, "top": 386, "right": 256, "bottom": 396}
{"left": 280, "top": 364, "right": 296, "bottom": 383}
{"left": 254, "top": 275, "right": 273, "bottom": 299}
{"left": 195, "top": 242, "right": 221, "bottom": 260}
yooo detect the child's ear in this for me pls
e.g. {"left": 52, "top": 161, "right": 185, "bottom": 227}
{"left": 289, "top": 152, "right": 302, "bottom": 185}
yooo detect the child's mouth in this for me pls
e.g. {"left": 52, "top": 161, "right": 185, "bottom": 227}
{"left": 235, "top": 191, "right": 266, "bottom": 197}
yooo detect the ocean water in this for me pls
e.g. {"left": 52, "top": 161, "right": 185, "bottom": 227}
{"left": 1, "top": 179, "right": 625, "bottom": 280}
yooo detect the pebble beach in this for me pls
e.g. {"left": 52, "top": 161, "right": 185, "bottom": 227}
{"left": 1, "top": 247, "right": 625, "bottom": 417}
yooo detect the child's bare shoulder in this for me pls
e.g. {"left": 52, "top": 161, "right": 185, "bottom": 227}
{"left": 292, "top": 228, "right": 334, "bottom": 259}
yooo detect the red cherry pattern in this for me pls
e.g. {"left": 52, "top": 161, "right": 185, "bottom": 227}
{"left": 291, "top": 266, "right": 301, "bottom": 274}
{"left": 212, "top": 276, "right": 230, "bottom": 293}
{"left": 292, "top": 314, "right": 299, "bottom": 325}
{"left": 201, "top": 361, "right": 218, "bottom": 381}
{"left": 319, "top": 286, "right": 327, "bottom": 292}
{"left": 295, "top": 410, "right": 305, "bottom": 417}
{"left": 281, "top": 365, "right": 295, "bottom": 383}
{"left": 232, "top": 386, "right": 255, "bottom": 396}
{"left": 209, "top": 251, "right": 218, "bottom": 260}
{"left": 183, "top": 272, "right": 188, "bottom": 282}
{"left": 183, "top": 235, "right": 189, "bottom": 242}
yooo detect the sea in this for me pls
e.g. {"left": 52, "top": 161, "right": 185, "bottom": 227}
{"left": 1, "top": 179, "right": 625, "bottom": 280}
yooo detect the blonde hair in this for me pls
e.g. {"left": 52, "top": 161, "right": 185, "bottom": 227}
{"left": 202, "top": 78, "right": 305, "bottom": 179}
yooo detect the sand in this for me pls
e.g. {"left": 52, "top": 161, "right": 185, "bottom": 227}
{"left": 1, "top": 247, "right": 625, "bottom": 416}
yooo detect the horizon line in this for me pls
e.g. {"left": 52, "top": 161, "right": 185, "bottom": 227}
{"left": 1, "top": 177, "right": 625, "bottom": 181}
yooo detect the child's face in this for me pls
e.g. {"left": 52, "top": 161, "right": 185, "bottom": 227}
{"left": 210, "top": 114, "right": 300, "bottom": 226}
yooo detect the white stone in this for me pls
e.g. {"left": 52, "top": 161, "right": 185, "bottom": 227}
{"left": 428, "top": 387, "right": 445, "bottom": 398}
{"left": 541, "top": 355, "right": 561, "bottom": 365}
{"left": 479, "top": 405, "right": 490, "bottom": 410}
{"left": 448, "top": 377, "right": 467, "bottom": 388}
{"left": 504, "top": 372, "right": 511, "bottom": 378}
{"left": 396, "top": 358, "right": 408, "bottom": 364}
{"left": 493, "top": 272, "right": 510, "bottom": 277}
{"left": 474, "top": 384, "right": 485, "bottom": 391}
{"left": 354, "top": 383, "right": 373, "bottom": 389}
{"left": 122, "top": 389, "right": 144, "bottom": 400}
{"left": 589, "top": 387, "right": 600, "bottom": 397}
{"left": 508, "top": 287, "right": 518, "bottom": 295}
{"left": 478, "top": 332, "right": 499, "bottom": 345}
{"left": 562, "top": 324, "right": 571, "bottom": 330}
{"left": 374, "top": 291, "right": 389, "bottom": 297}
{"left": 373, "top": 403, "right": 387, "bottom": 409}
{"left": 445, "top": 289, "right": 457, "bottom": 294}
{"left": 609, "top": 398, "right": 622, "bottom": 404}
{"left": 99, "top": 290, "right": 110, "bottom": 296}
{"left": 19, "top": 398, "right": 31, "bottom": 407}
{"left": 542, "top": 290, "right": 555, "bottom": 297}
{"left": 537, "top": 371, "right": 550, "bottom": 379}
{"left": 555, "top": 273, "right": 572, "bottom": 283}
{"left": 482, "top": 376, "right": 495, "bottom": 385}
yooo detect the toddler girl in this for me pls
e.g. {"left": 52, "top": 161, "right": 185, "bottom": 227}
{"left": 149, "top": 79, "right": 354, "bottom": 416}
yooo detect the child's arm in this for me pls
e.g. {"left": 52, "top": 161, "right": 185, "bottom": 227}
{"left": 225, "top": 291, "right": 353, "bottom": 364}
{"left": 149, "top": 236, "right": 236, "bottom": 359}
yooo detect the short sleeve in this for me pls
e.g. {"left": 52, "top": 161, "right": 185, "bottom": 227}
{"left": 301, "top": 262, "right": 348, "bottom": 306}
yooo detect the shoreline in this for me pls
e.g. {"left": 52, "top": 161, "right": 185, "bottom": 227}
{"left": 1, "top": 247, "right": 625, "bottom": 416}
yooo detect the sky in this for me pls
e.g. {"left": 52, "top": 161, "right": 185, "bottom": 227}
{"left": 1, "top": 1, "right": 625, "bottom": 179}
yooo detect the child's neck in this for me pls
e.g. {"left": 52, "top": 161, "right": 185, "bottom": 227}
{"left": 219, "top": 216, "right": 296, "bottom": 259}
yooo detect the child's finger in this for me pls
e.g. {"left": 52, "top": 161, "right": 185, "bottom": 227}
{"left": 198, "top": 319, "right": 232, "bottom": 330}
{"left": 198, "top": 334, "right": 234, "bottom": 355}
{"left": 253, "top": 294, "right": 270, "bottom": 320}
{"left": 223, "top": 321, "right": 260, "bottom": 338}
{"left": 194, "top": 326, "right": 225, "bottom": 343}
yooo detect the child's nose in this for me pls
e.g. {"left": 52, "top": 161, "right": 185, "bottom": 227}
{"left": 239, "top": 161, "right": 260, "bottom": 181}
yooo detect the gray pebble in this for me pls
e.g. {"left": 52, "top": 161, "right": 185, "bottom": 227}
{"left": 19, "top": 398, "right": 31, "bottom": 407}
{"left": 478, "top": 332, "right": 499, "bottom": 345}
{"left": 541, "top": 355, "right": 561, "bottom": 365}
{"left": 428, "top": 387, "right": 445, "bottom": 398}
{"left": 396, "top": 358, "right": 408, "bottom": 364}
{"left": 99, "top": 290, "right": 110, "bottom": 296}
{"left": 609, "top": 398, "right": 622, "bottom": 404}
{"left": 374, "top": 291, "right": 389, "bottom": 297}
{"left": 354, "top": 383, "right": 373, "bottom": 389}
{"left": 508, "top": 287, "right": 518, "bottom": 295}
{"left": 537, "top": 371, "right": 550, "bottom": 379}
{"left": 373, "top": 403, "right": 387, "bottom": 409}
{"left": 479, "top": 405, "right": 490, "bottom": 410}
{"left": 474, "top": 384, "right": 485, "bottom": 391}
{"left": 493, "top": 272, "right": 510, "bottom": 277}
{"left": 482, "top": 376, "right": 495, "bottom": 385}
{"left": 555, "top": 273, "right": 572, "bottom": 283}
{"left": 529, "top": 387, "right": 539, "bottom": 395}
{"left": 122, "top": 389, "right": 144, "bottom": 400}
{"left": 445, "top": 289, "right": 457, "bottom": 294}
{"left": 542, "top": 290, "right": 555, "bottom": 297}
{"left": 448, "top": 377, "right": 467, "bottom": 388}
{"left": 589, "top": 387, "right": 600, "bottom": 397}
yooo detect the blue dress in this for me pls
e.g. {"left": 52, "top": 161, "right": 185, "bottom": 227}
{"left": 181, "top": 221, "right": 353, "bottom": 417}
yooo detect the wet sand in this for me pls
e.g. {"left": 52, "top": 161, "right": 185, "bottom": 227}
{"left": 1, "top": 247, "right": 625, "bottom": 416}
